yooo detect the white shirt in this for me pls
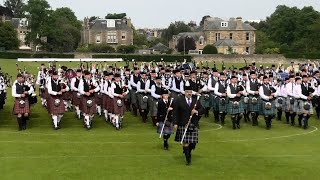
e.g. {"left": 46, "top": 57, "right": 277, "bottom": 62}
{"left": 12, "top": 82, "right": 34, "bottom": 98}
{"left": 151, "top": 84, "right": 161, "bottom": 99}
{"left": 78, "top": 79, "right": 100, "bottom": 95}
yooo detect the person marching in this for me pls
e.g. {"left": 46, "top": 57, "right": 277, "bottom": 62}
{"left": 36, "top": 63, "right": 47, "bottom": 106}
{"left": 173, "top": 85, "right": 205, "bottom": 166}
{"left": 199, "top": 71, "right": 211, "bottom": 117}
{"left": 214, "top": 73, "right": 228, "bottom": 126}
{"left": 274, "top": 78, "right": 287, "bottom": 121}
{"left": 137, "top": 72, "right": 149, "bottom": 123}
{"left": 157, "top": 89, "right": 174, "bottom": 150}
{"left": 101, "top": 71, "right": 110, "bottom": 122}
{"left": 150, "top": 76, "right": 163, "bottom": 127}
{"left": 240, "top": 73, "right": 250, "bottom": 122}
{"left": 122, "top": 68, "right": 131, "bottom": 111}
{"left": 285, "top": 75, "right": 296, "bottom": 125}
{"left": 70, "top": 69, "right": 82, "bottom": 119}
{"left": 78, "top": 70, "right": 100, "bottom": 130}
{"left": 227, "top": 76, "right": 247, "bottom": 129}
{"left": 146, "top": 70, "right": 157, "bottom": 126}
{"left": 294, "top": 75, "right": 315, "bottom": 129}
{"left": 12, "top": 74, "right": 34, "bottom": 131}
{"left": 47, "top": 71, "right": 69, "bottom": 130}
{"left": 208, "top": 69, "right": 220, "bottom": 122}
{"left": 259, "top": 76, "right": 277, "bottom": 130}
{"left": 246, "top": 71, "right": 261, "bottom": 126}
{"left": 129, "top": 67, "right": 140, "bottom": 116}
{"left": 111, "top": 73, "right": 129, "bottom": 130}
{"left": 170, "top": 69, "right": 182, "bottom": 99}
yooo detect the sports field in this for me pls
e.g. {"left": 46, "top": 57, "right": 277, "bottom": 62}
{"left": 0, "top": 59, "right": 319, "bottom": 180}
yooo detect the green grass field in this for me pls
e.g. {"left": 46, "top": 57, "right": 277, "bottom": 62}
{"left": 0, "top": 59, "right": 319, "bottom": 180}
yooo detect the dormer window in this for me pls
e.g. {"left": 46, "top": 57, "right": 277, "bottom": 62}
{"left": 221, "top": 22, "right": 228, "bottom": 27}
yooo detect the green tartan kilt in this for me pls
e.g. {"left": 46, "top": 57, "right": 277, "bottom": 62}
{"left": 228, "top": 100, "right": 244, "bottom": 115}
{"left": 248, "top": 96, "right": 260, "bottom": 112}
{"left": 297, "top": 100, "right": 313, "bottom": 115}
{"left": 217, "top": 97, "right": 227, "bottom": 113}
{"left": 286, "top": 97, "right": 296, "bottom": 112}
{"left": 241, "top": 97, "right": 249, "bottom": 110}
{"left": 260, "top": 100, "right": 276, "bottom": 116}
{"left": 292, "top": 99, "right": 300, "bottom": 113}
{"left": 137, "top": 93, "right": 148, "bottom": 110}
{"left": 210, "top": 93, "right": 218, "bottom": 111}
{"left": 130, "top": 89, "right": 137, "bottom": 105}
{"left": 200, "top": 94, "right": 211, "bottom": 108}
{"left": 275, "top": 97, "right": 286, "bottom": 110}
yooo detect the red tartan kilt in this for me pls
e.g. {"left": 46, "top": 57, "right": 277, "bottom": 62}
{"left": 13, "top": 98, "right": 30, "bottom": 115}
{"left": 63, "top": 91, "right": 72, "bottom": 100}
{"left": 72, "top": 92, "right": 81, "bottom": 106}
{"left": 81, "top": 96, "right": 97, "bottom": 115}
{"left": 107, "top": 96, "right": 114, "bottom": 113}
{"left": 48, "top": 96, "right": 65, "bottom": 115}
{"left": 102, "top": 94, "right": 108, "bottom": 110}
{"left": 113, "top": 97, "right": 126, "bottom": 115}
{"left": 95, "top": 93, "right": 103, "bottom": 106}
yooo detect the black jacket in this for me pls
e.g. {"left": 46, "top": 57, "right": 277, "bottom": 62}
{"left": 173, "top": 95, "right": 205, "bottom": 126}
{"left": 157, "top": 99, "right": 173, "bottom": 123}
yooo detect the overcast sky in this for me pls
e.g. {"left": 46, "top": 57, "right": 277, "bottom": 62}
{"left": 44, "top": 0, "right": 320, "bottom": 28}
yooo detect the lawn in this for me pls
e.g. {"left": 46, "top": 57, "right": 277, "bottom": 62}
{"left": 0, "top": 59, "right": 319, "bottom": 180}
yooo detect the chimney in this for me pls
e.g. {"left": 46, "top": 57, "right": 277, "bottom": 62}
{"left": 84, "top": 17, "right": 89, "bottom": 30}
{"left": 126, "top": 18, "right": 132, "bottom": 28}
{"left": 236, "top": 17, "right": 243, "bottom": 30}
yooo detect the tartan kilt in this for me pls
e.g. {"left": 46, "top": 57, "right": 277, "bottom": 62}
{"left": 260, "top": 100, "right": 276, "bottom": 116}
{"left": 107, "top": 96, "right": 114, "bottom": 113}
{"left": 157, "top": 122, "right": 174, "bottom": 134}
{"left": 275, "top": 97, "right": 286, "bottom": 110}
{"left": 174, "top": 126, "right": 198, "bottom": 144}
{"left": 81, "top": 96, "right": 97, "bottom": 115}
{"left": 102, "top": 94, "right": 108, "bottom": 110}
{"left": 200, "top": 94, "right": 211, "bottom": 108}
{"left": 147, "top": 95, "right": 154, "bottom": 115}
{"left": 72, "top": 91, "right": 81, "bottom": 106}
{"left": 62, "top": 91, "right": 72, "bottom": 101}
{"left": 248, "top": 96, "right": 260, "bottom": 112}
{"left": 130, "top": 89, "right": 137, "bottom": 105}
{"left": 228, "top": 100, "right": 244, "bottom": 115}
{"left": 13, "top": 98, "right": 30, "bottom": 115}
{"left": 48, "top": 96, "right": 65, "bottom": 115}
{"left": 150, "top": 98, "right": 159, "bottom": 117}
{"left": 241, "top": 97, "right": 249, "bottom": 110}
{"left": 217, "top": 97, "right": 227, "bottom": 113}
{"left": 39, "top": 87, "right": 46, "bottom": 98}
{"left": 95, "top": 93, "right": 103, "bottom": 106}
{"left": 210, "top": 93, "right": 218, "bottom": 110}
{"left": 44, "top": 88, "right": 49, "bottom": 101}
{"left": 286, "top": 97, "right": 296, "bottom": 112}
{"left": 137, "top": 93, "right": 148, "bottom": 110}
{"left": 113, "top": 97, "right": 126, "bottom": 115}
{"left": 297, "top": 100, "right": 313, "bottom": 115}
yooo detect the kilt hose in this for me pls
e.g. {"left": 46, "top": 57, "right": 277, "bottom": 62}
{"left": 137, "top": 93, "right": 148, "bottom": 110}
{"left": 248, "top": 96, "right": 260, "bottom": 112}
{"left": 297, "top": 99, "right": 313, "bottom": 115}
{"left": 113, "top": 97, "right": 126, "bottom": 116}
{"left": 286, "top": 97, "right": 296, "bottom": 112}
{"left": 72, "top": 91, "right": 81, "bottom": 106}
{"left": 157, "top": 122, "right": 174, "bottom": 135}
{"left": 13, "top": 98, "right": 30, "bottom": 115}
{"left": 260, "top": 100, "right": 276, "bottom": 116}
{"left": 48, "top": 96, "right": 65, "bottom": 115}
{"left": 275, "top": 96, "right": 286, "bottom": 111}
{"left": 95, "top": 93, "right": 103, "bottom": 106}
{"left": 130, "top": 89, "right": 138, "bottom": 106}
{"left": 228, "top": 100, "right": 244, "bottom": 115}
{"left": 200, "top": 94, "right": 211, "bottom": 108}
{"left": 175, "top": 126, "right": 199, "bottom": 144}
{"left": 81, "top": 96, "right": 97, "bottom": 115}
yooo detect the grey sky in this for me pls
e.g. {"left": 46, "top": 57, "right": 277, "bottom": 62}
{"left": 47, "top": 0, "right": 320, "bottom": 28}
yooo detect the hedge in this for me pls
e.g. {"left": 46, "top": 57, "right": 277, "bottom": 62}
{"left": 0, "top": 52, "right": 75, "bottom": 59}
{"left": 284, "top": 53, "right": 320, "bottom": 59}
{"left": 92, "top": 54, "right": 192, "bottom": 62}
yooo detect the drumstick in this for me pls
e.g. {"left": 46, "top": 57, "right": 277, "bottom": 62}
{"left": 159, "top": 98, "right": 174, "bottom": 138}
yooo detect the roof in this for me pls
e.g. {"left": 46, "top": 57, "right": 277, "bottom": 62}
{"left": 214, "top": 39, "right": 237, "bottom": 47}
{"left": 150, "top": 43, "right": 169, "bottom": 51}
{"left": 89, "top": 19, "right": 131, "bottom": 31}
{"left": 10, "top": 18, "right": 20, "bottom": 28}
{"left": 205, "top": 17, "right": 256, "bottom": 31}
{"left": 174, "top": 32, "right": 204, "bottom": 41}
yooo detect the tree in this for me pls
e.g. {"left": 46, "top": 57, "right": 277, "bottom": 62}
{"left": 0, "top": 21, "right": 19, "bottom": 50}
{"left": 24, "top": 0, "right": 51, "bottom": 48}
{"left": 105, "top": 13, "right": 126, "bottom": 19}
{"left": 89, "top": 16, "right": 99, "bottom": 22}
{"left": 200, "top": 15, "right": 211, "bottom": 26}
{"left": 132, "top": 26, "right": 149, "bottom": 47}
{"left": 202, "top": 44, "right": 218, "bottom": 54}
{"left": 117, "top": 45, "right": 136, "bottom": 54}
{"left": 162, "top": 21, "right": 192, "bottom": 45}
{"left": 4, "top": 0, "right": 25, "bottom": 18}
{"left": 176, "top": 36, "right": 196, "bottom": 53}
{"left": 254, "top": 31, "right": 279, "bottom": 54}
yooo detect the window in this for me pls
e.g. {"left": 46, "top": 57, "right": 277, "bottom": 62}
{"left": 121, "top": 32, "right": 126, "bottom": 40}
{"left": 199, "top": 36, "right": 204, "bottom": 45}
{"left": 221, "top": 22, "right": 228, "bottom": 27}
{"left": 230, "top": 33, "right": 233, "bottom": 40}
{"left": 96, "top": 35, "right": 101, "bottom": 43}
{"left": 215, "top": 33, "right": 221, "bottom": 41}
{"left": 246, "top": 32, "right": 250, "bottom": 41}
{"left": 107, "top": 31, "right": 117, "bottom": 43}
{"left": 246, "top": 47, "right": 250, "bottom": 54}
